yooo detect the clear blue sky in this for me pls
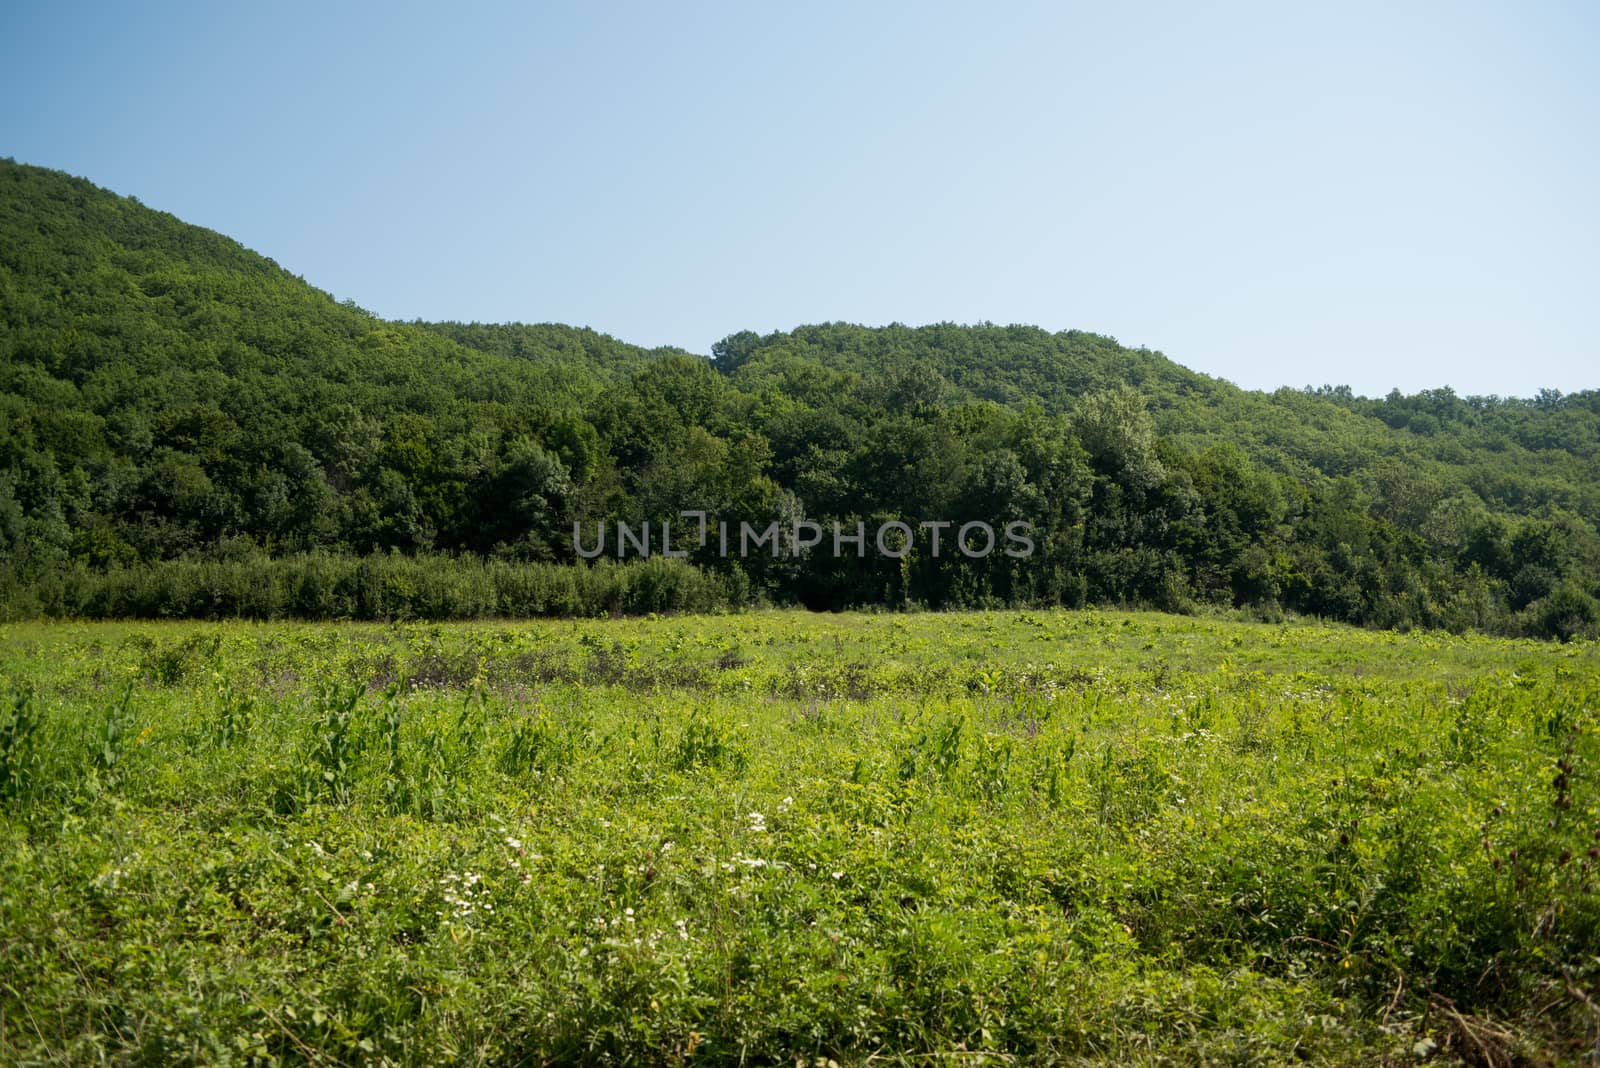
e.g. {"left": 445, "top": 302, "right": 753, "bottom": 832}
{"left": 3, "top": 1, "right": 1596, "bottom": 397}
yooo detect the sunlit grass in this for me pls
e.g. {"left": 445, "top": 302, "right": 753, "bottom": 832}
{"left": 2, "top": 610, "right": 1598, "bottom": 1064}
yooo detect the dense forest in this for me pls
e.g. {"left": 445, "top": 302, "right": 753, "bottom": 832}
{"left": 3, "top": 159, "right": 1598, "bottom": 636}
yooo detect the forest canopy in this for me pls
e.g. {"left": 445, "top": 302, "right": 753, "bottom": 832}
{"left": 3, "top": 160, "right": 1598, "bottom": 637}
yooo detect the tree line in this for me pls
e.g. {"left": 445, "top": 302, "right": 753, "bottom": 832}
{"left": 2, "top": 160, "right": 1597, "bottom": 636}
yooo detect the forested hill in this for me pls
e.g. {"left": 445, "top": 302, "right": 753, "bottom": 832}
{"left": 3, "top": 158, "right": 1598, "bottom": 636}
{"left": 711, "top": 323, "right": 1600, "bottom": 522}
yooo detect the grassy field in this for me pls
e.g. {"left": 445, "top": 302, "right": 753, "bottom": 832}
{"left": 2, "top": 610, "right": 1599, "bottom": 1065}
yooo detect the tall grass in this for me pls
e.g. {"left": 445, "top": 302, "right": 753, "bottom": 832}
{"left": 6, "top": 552, "right": 739, "bottom": 621}
{"left": 1, "top": 612, "right": 1597, "bottom": 1063}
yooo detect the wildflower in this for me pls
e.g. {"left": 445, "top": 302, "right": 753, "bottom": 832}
{"left": 748, "top": 811, "right": 766, "bottom": 832}
{"left": 439, "top": 871, "right": 489, "bottom": 921}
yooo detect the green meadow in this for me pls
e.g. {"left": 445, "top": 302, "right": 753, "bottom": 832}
{"left": 2, "top": 611, "right": 1598, "bottom": 1065}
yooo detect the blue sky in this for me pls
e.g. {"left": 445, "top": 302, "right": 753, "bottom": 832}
{"left": 3, "top": 0, "right": 1596, "bottom": 396}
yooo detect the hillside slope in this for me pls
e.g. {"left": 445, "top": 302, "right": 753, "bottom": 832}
{"left": 2, "top": 160, "right": 1597, "bottom": 634}
{"left": 714, "top": 323, "right": 1600, "bottom": 522}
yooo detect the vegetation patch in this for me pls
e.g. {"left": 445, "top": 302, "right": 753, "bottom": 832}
{"left": 2, "top": 610, "right": 1598, "bottom": 1064}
